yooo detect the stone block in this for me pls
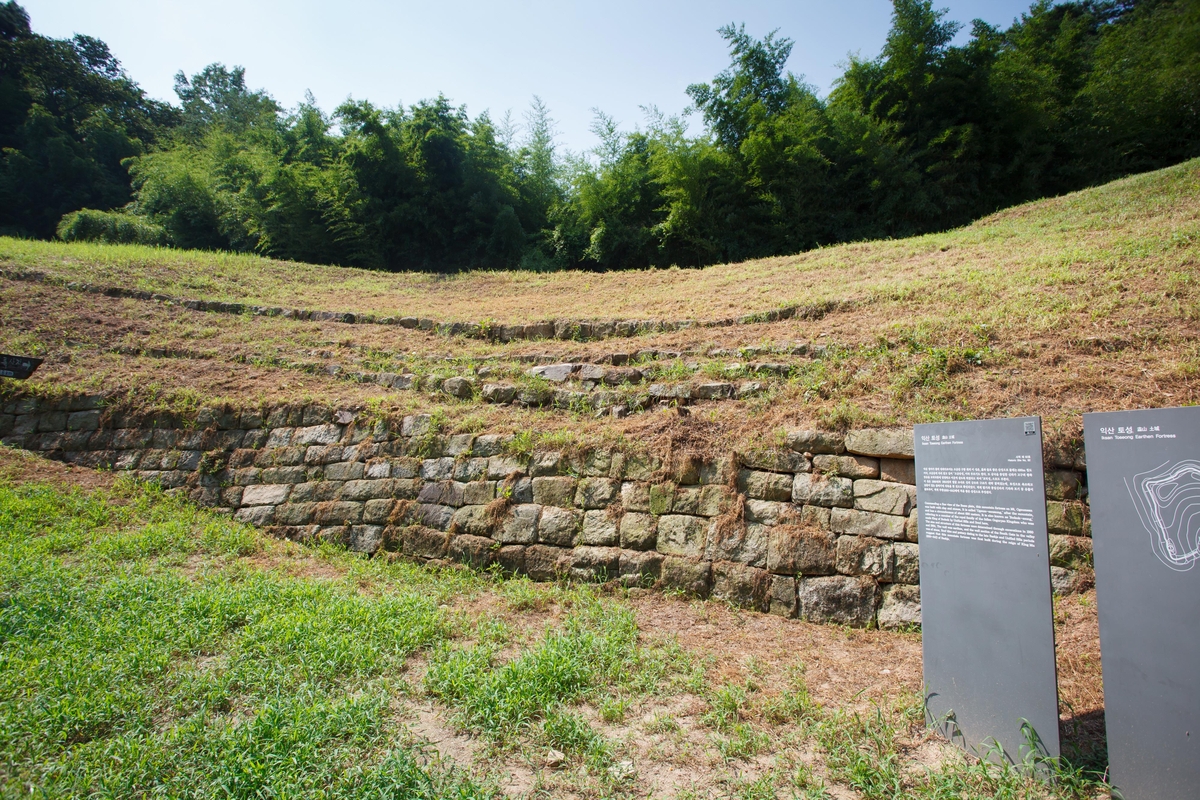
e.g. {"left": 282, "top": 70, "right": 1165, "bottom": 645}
{"left": 391, "top": 457, "right": 422, "bottom": 478}
{"left": 363, "top": 498, "right": 396, "bottom": 525}
{"left": 738, "top": 469, "right": 794, "bottom": 501}
{"left": 698, "top": 485, "right": 728, "bottom": 516}
{"left": 530, "top": 451, "right": 563, "bottom": 477}
{"left": 66, "top": 410, "right": 100, "bottom": 431}
{"left": 905, "top": 509, "right": 919, "bottom": 542}
{"left": 844, "top": 429, "right": 913, "bottom": 459}
{"left": 364, "top": 459, "right": 391, "bottom": 479}
{"left": 452, "top": 458, "right": 489, "bottom": 482}
{"left": 487, "top": 455, "right": 527, "bottom": 480}
{"left": 449, "top": 534, "right": 494, "bottom": 569}
{"left": 1049, "top": 534, "right": 1092, "bottom": 569}
{"left": 241, "top": 484, "right": 291, "bottom": 506}
{"left": 711, "top": 562, "right": 770, "bottom": 611}
{"left": 452, "top": 505, "right": 493, "bottom": 538}
{"left": 800, "top": 505, "right": 832, "bottom": 530}
{"left": 1044, "top": 470, "right": 1083, "bottom": 501}
{"left": 831, "top": 507, "right": 907, "bottom": 540}
{"left": 260, "top": 466, "right": 306, "bottom": 484}
{"left": 798, "top": 576, "right": 879, "bottom": 628}
{"left": 744, "top": 499, "right": 789, "bottom": 525}
{"left": 619, "top": 550, "right": 663, "bottom": 587}
{"left": 232, "top": 467, "right": 261, "bottom": 486}
{"left": 580, "top": 510, "right": 618, "bottom": 546}
{"left": 836, "top": 536, "right": 894, "bottom": 581}
{"left": 348, "top": 525, "right": 384, "bottom": 554}
{"left": 621, "top": 482, "right": 651, "bottom": 512}
{"left": 705, "top": 521, "right": 768, "bottom": 567}
{"left": 877, "top": 585, "right": 921, "bottom": 630}
{"left": 341, "top": 479, "right": 393, "bottom": 501}
{"left": 510, "top": 476, "right": 533, "bottom": 504}
{"left": 1050, "top": 566, "right": 1088, "bottom": 595}
{"left": 293, "top": 424, "right": 342, "bottom": 446}
{"left": 403, "top": 526, "right": 450, "bottom": 559}
{"left": 569, "top": 546, "right": 621, "bottom": 582}
{"left": 786, "top": 430, "right": 845, "bottom": 455}
{"left": 769, "top": 575, "right": 798, "bottom": 618}
{"left": 656, "top": 515, "right": 707, "bottom": 558}
{"left": 235, "top": 505, "right": 275, "bottom": 526}
{"left": 672, "top": 487, "right": 703, "bottom": 515}
{"left": 740, "top": 450, "right": 810, "bottom": 474}
{"left": 695, "top": 382, "right": 733, "bottom": 400}
{"left": 649, "top": 482, "right": 675, "bottom": 515}
{"left": 265, "top": 428, "right": 294, "bottom": 448}
{"left": 619, "top": 512, "right": 657, "bottom": 550}
{"left": 852, "top": 480, "right": 915, "bottom": 516}
{"left": 401, "top": 414, "right": 435, "bottom": 437}
{"left": 37, "top": 412, "right": 66, "bottom": 432}
{"left": 305, "top": 445, "right": 344, "bottom": 465}
{"left": 767, "top": 526, "right": 836, "bottom": 575}
{"left": 442, "top": 377, "right": 475, "bottom": 399}
{"left": 421, "top": 457, "right": 455, "bottom": 481}
{"left": 418, "top": 481, "right": 465, "bottom": 508}
{"left": 314, "top": 501, "right": 363, "bottom": 525}
{"left": 538, "top": 506, "right": 580, "bottom": 546}
{"left": 792, "top": 473, "right": 853, "bottom": 508}
{"left": 1047, "top": 501, "right": 1088, "bottom": 536}
{"left": 576, "top": 477, "right": 620, "bottom": 509}
{"left": 532, "top": 476, "right": 577, "bottom": 508}
{"left": 481, "top": 384, "right": 517, "bottom": 404}
{"left": 660, "top": 557, "right": 711, "bottom": 597}
{"left": 524, "top": 544, "right": 567, "bottom": 580}
{"left": 624, "top": 454, "right": 660, "bottom": 481}
{"left": 879, "top": 458, "right": 916, "bottom": 485}
{"left": 812, "top": 454, "right": 879, "bottom": 479}
{"left": 893, "top": 542, "right": 920, "bottom": 584}
{"left": 416, "top": 504, "right": 454, "bottom": 531}
{"left": 491, "top": 503, "right": 536, "bottom": 543}
{"left": 461, "top": 480, "right": 495, "bottom": 506}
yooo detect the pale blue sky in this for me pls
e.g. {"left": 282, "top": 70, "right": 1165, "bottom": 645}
{"left": 23, "top": 0, "right": 1041, "bottom": 153}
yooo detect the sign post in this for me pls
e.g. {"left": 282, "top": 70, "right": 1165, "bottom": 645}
{"left": 1084, "top": 407, "right": 1200, "bottom": 799}
{"left": 914, "top": 417, "right": 1060, "bottom": 765}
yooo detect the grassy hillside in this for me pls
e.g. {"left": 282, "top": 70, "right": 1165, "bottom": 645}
{"left": 1, "top": 159, "right": 1198, "bottom": 454}
{"left": 0, "top": 448, "right": 1106, "bottom": 798}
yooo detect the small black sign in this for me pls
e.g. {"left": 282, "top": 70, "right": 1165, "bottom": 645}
{"left": 0, "top": 354, "right": 44, "bottom": 380}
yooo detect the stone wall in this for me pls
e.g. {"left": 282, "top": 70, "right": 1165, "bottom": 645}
{"left": 0, "top": 394, "right": 1092, "bottom": 628}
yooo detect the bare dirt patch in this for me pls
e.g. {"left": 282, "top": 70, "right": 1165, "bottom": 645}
{"left": 0, "top": 444, "right": 118, "bottom": 492}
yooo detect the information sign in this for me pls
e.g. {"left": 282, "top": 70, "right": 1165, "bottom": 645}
{"left": 1084, "top": 407, "right": 1200, "bottom": 799}
{"left": 0, "top": 354, "right": 42, "bottom": 380}
{"left": 914, "top": 417, "right": 1060, "bottom": 764}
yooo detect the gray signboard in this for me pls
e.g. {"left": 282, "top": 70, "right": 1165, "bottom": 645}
{"left": 0, "top": 354, "right": 42, "bottom": 380}
{"left": 914, "top": 417, "right": 1060, "bottom": 764}
{"left": 1083, "top": 407, "right": 1200, "bottom": 799}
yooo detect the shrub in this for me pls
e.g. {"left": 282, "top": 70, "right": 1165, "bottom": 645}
{"left": 56, "top": 209, "right": 172, "bottom": 247}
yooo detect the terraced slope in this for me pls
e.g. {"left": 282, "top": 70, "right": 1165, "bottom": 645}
{"left": 1, "top": 159, "right": 1197, "bottom": 454}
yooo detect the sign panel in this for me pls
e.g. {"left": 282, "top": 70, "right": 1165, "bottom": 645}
{"left": 0, "top": 353, "right": 43, "bottom": 380}
{"left": 1084, "top": 407, "right": 1200, "bottom": 800}
{"left": 914, "top": 417, "right": 1060, "bottom": 764}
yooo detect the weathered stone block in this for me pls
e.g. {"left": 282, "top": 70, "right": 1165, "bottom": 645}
{"left": 531, "top": 476, "right": 576, "bottom": 508}
{"left": 738, "top": 469, "right": 793, "bottom": 501}
{"left": 442, "top": 377, "right": 475, "bottom": 399}
{"left": 657, "top": 515, "right": 707, "bottom": 557}
{"left": 235, "top": 505, "right": 275, "bottom": 526}
{"left": 893, "top": 542, "right": 920, "bottom": 584}
{"left": 530, "top": 451, "right": 563, "bottom": 477}
{"left": 420, "top": 457, "right": 455, "bottom": 481}
{"left": 524, "top": 544, "right": 566, "bottom": 580}
{"left": 844, "top": 429, "right": 913, "bottom": 459}
{"left": 293, "top": 424, "right": 342, "bottom": 446}
{"left": 342, "top": 479, "right": 393, "bottom": 501}
{"left": 852, "top": 480, "right": 915, "bottom": 516}
{"left": 649, "top": 482, "right": 675, "bottom": 515}
{"left": 798, "top": 576, "right": 879, "bottom": 628}
{"left": 836, "top": 536, "right": 894, "bottom": 581}
{"left": 487, "top": 455, "right": 527, "bottom": 480}
{"left": 672, "top": 487, "right": 703, "bottom": 515}
{"left": 786, "top": 430, "right": 845, "bottom": 455}
{"left": 624, "top": 454, "right": 660, "bottom": 481}
{"left": 619, "top": 512, "right": 657, "bottom": 550}
{"left": 1044, "top": 470, "right": 1083, "bottom": 501}
{"left": 391, "top": 457, "right": 422, "bottom": 478}
{"left": 491, "top": 503, "right": 536, "bottom": 543}
{"left": 415, "top": 503, "right": 453, "bottom": 530}
{"left": 580, "top": 510, "right": 618, "bottom": 546}
{"left": 241, "top": 484, "right": 291, "bottom": 506}
{"left": 1047, "top": 501, "right": 1088, "bottom": 536}
{"left": 448, "top": 458, "right": 486, "bottom": 483}
{"left": 305, "top": 445, "right": 344, "bottom": 465}
{"left": 418, "top": 481, "right": 465, "bottom": 508}
{"left": 711, "top": 562, "right": 770, "bottom": 611}
{"left": 831, "top": 507, "right": 907, "bottom": 540}
{"left": 452, "top": 505, "right": 493, "bottom": 537}
{"left": 392, "top": 478, "right": 421, "bottom": 499}
{"left": 1049, "top": 534, "right": 1092, "bottom": 569}
{"left": 769, "top": 575, "right": 798, "bottom": 618}
{"left": 314, "top": 501, "right": 363, "bottom": 525}
{"left": 705, "top": 521, "right": 768, "bottom": 567}
{"left": 905, "top": 508, "right": 918, "bottom": 542}
{"left": 812, "top": 454, "right": 879, "bottom": 479}
{"left": 740, "top": 450, "right": 810, "bottom": 474}
{"left": 619, "top": 550, "right": 663, "bottom": 587}
{"left": 459, "top": 480, "right": 494, "bottom": 506}
{"left": 348, "top": 525, "right": 384, "bottom": 554}
{"left": 363, "top": 498, "right": 395, "bottom": 525}
{"left": 569, "top": 546, "right": 620, "bottom": 581}
{"left": 698, "top": 485, "right": 728, "bottom": 516}
{"left": 792, "top": 473, "right": 853, "bottom": 508}
{"left": 877, "top": 585, "right": 921, "bottom": 630}
{"left": 695, "top": 382, "right": 734, "bottom": 400}
{"left": 66, "top": 410, "right": 100, "bottom": 431}
{"left": 449, "top": 534, "right": 494, "bottom": 569}
{"left": 800, "top": 505, "right": 832, "bottom": 530}
{"left": 879, "top": 458, "right": 916, "bottom": 485}
{"left": 538, "top": 506, "right": 580, "bottom": 546}
{"left": 260, "top": 466, "right": 306, "bottom": 484}
{"left": 576, "top": 477, "right": 619, "bottom": 509}
{"left": 1050, "top": 566, "right": 1087, "bottom": 594}
{"left": 744, "top": 499, "right": 789, "bottom": 525}
{"left": 401, "top": 414, "right": 435, "bottom": 437}
{"left": 767, "top": 526, "right": 836, "bottom": 575}
{"left": 660, "top": 557, "right": 711, "bottom": 597}
{"left": 481, "top": 384, "right": 517, "bottom": 404}
{"left": 403, "top": 526, "right": 450, "bottom": 559}
{"left": 621, "top": 481, "right": 651, "bottom": 512}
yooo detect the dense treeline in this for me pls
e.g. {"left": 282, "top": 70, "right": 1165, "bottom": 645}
{"left": 4, "top": 0, "right": 1199, "bottom": 271}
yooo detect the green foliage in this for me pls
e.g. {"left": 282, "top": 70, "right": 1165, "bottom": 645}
{"left": 56, "top": 207, "right": 170, "bottom": 246}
